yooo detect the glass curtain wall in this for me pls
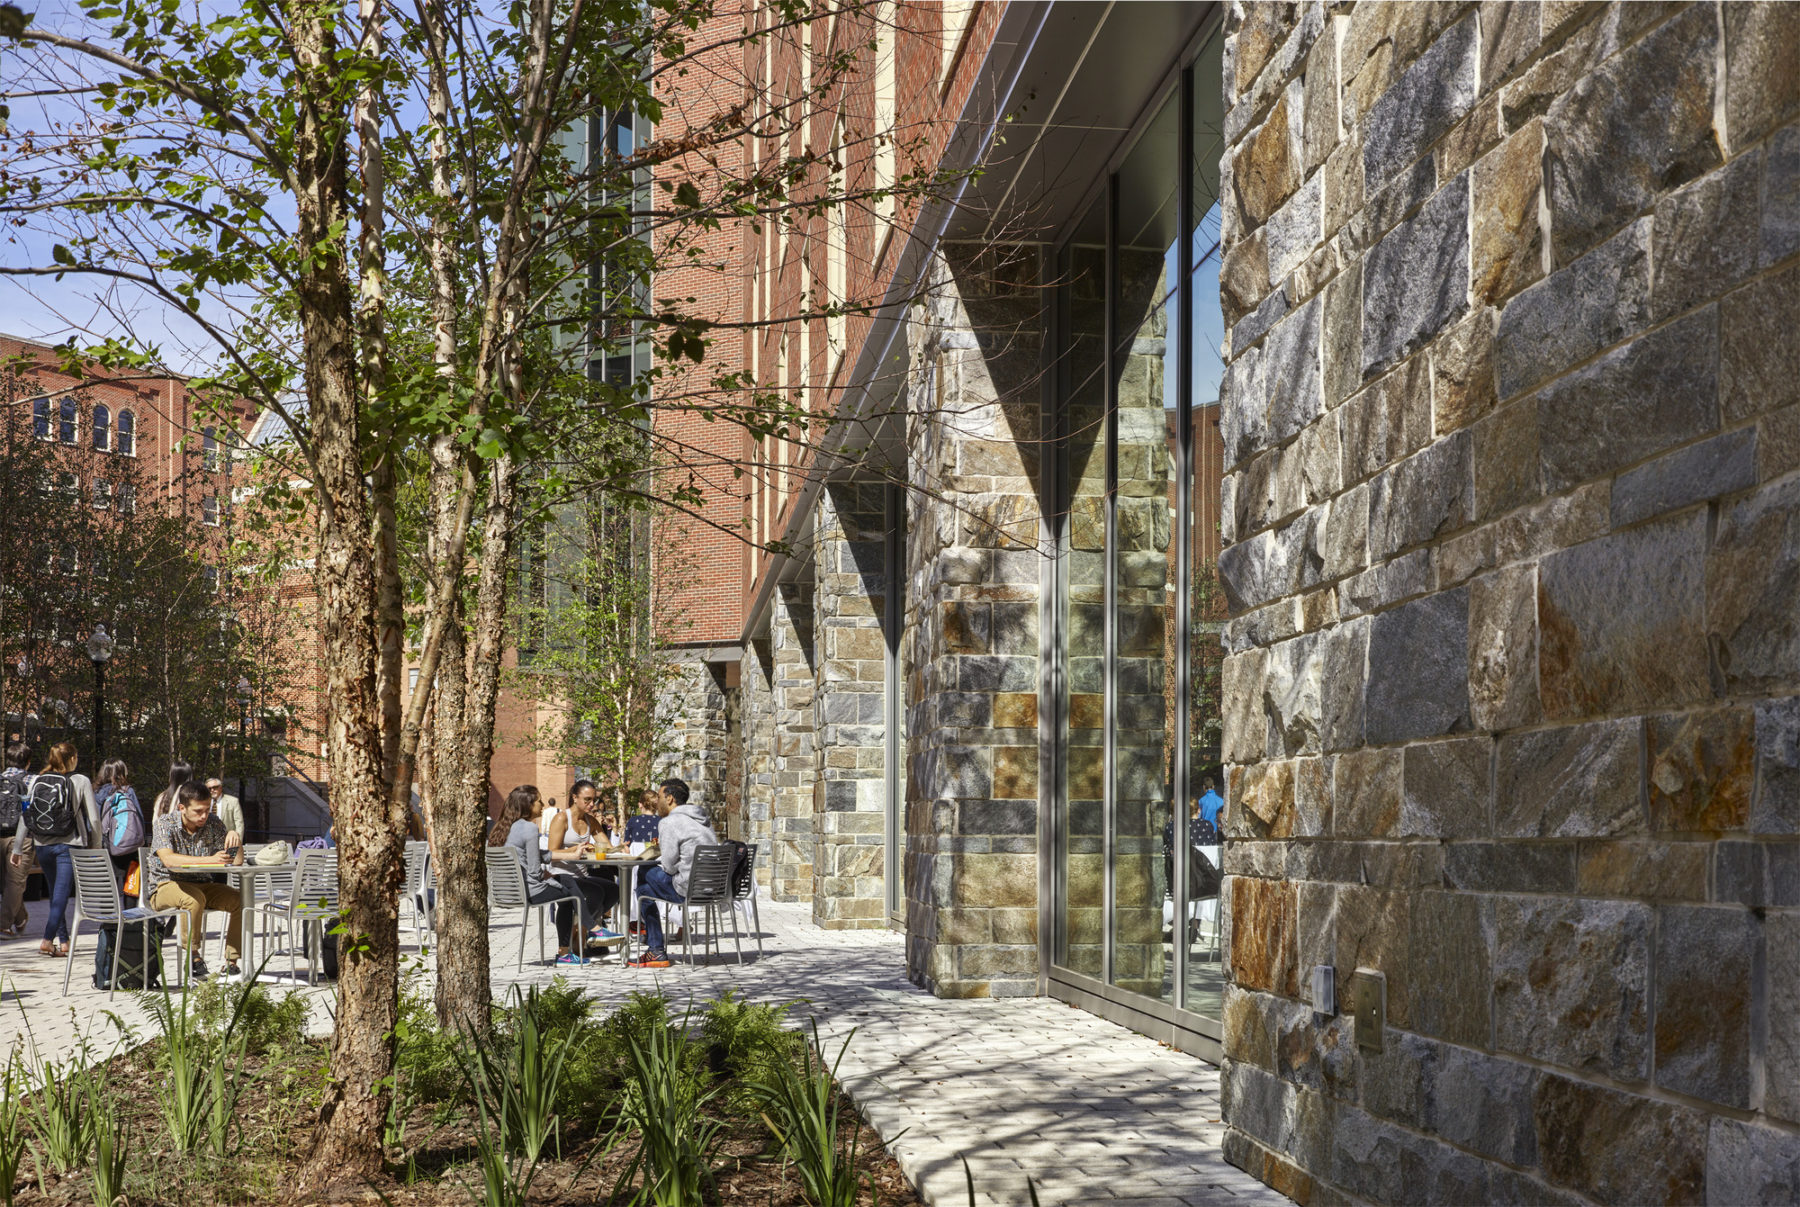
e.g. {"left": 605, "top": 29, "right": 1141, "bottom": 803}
{"left": 1052, "top": 28, "right": 1227, "bottom": 1028}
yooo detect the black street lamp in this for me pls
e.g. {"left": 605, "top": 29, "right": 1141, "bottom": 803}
{"left": 85, "top": 624, "right": 114, "bottom": 763}
{"left": 236, "top": 676, "right": 252, "bottom": 806}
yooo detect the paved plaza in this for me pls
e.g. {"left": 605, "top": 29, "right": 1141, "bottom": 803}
{"left": 0, "top": 892, "right": 1282, "bottom": 1207}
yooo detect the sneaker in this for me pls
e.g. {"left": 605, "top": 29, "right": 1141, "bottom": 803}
{"left": 629, "top": 950, "right": 671, "bottom": 969}
{"left": 189, "top": 958, "right": 210, "bottom": 981}
{"left": 556, "top": 952, "right": 588, "bottom": 966}
{"left": 588, "top": 927, "right": 623, "bottom": 942}
{"left": 222, "top": 963, "right": 243, "bottom": 981}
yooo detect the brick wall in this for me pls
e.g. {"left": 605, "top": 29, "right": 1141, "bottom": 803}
{"left": 1216, "top": 3, "right": 1800, "bottom": 1202}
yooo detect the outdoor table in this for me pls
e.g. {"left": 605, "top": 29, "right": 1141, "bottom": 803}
{"left": 565, "top": 855, "right": 657, "bottom": 963}
{"left": 221, "top": 861, "right": 296, "bottom": 979}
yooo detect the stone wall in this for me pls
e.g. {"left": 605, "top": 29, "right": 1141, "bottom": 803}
{"left": 812, "top": 483, "right": 891, "bottom": 928}
{"left": 1216, "top": 3, "right": 1800, "bottom": 1203}
{"left": 902, "top": 246, "right": 1045, "bottom": 998}
{"left": 654, "top": 658, "right": 730, "bottom": 822}
{"left": 740, "top": 641, "right": 776, "bottom": 888}
{"left": 768, "top": 583, "right": 817, "bottom": 901}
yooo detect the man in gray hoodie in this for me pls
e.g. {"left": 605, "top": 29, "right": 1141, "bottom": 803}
{"left": 629, "top": 778, "right": 715, "bottom": 968}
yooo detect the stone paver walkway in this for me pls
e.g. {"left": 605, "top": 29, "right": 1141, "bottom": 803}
{"left": 0, "top": 889, "right": 1283, "bottom": 1206}
{"left": 491, "top": 898, "right": 1286, "bottom": 1207}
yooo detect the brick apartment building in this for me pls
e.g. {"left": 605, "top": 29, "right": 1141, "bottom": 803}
{"left": 652, "top": 2, "right": 1800, "bottom": 1203}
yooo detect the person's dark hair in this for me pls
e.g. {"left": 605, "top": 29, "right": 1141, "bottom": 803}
{"left": 571, "top": 778, "right": 595, "bottom": 797}
{"left": 1202, "top": 776, "right": 1215, "bottom": 791}
{"left": 660, "top": 778, "right": 690, "bottom": 807}
{"left": 96, "top": 758, "right": 128, "bottom": 788}
{"left": 166, "top": 760, "right": 193, "bottom": 799}
{"left": 6, "top": 742, "right": 34, "bottom": 771}
{"left": 489, "top": 784, "right": 539, "bottom": 845}
{"left": 176, "top": 780, "right": 210, "bottom": 808}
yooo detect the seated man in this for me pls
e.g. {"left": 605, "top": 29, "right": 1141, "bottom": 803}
{"left": 149, "top": 780, "right": 245, "bottom": 980}
{"left": 629, "top": 778, "right": 714, "bottom": 969}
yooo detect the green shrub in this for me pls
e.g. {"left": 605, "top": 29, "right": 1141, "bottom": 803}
{"left": 614, "top": 1001, "right": 722, "bottom": 1207}
{"left": 393, "top": 973, "right": 469, "bottom": 1105}
{"left": 189, "top": 974, "right": 309, "bottom": 1058}
{"left": 702, "top": 991, "right": 801, "bottom": 1082}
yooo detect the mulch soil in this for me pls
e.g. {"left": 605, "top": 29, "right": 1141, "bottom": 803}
{"left": 10, "top": 1038, "right": 922, "bottom": 1206}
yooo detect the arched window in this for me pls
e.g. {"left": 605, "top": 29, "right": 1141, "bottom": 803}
{"left": 31, "top": 396, "right": 49, "bottom": 439}
{"left": 58, "top": 397, "right": 77, "bottom": 444}
{"left": 92, "top": 404, "right": 111, "bottom": 451}
{"left": 116, "top": 409, "right": 135, "bottom": 456}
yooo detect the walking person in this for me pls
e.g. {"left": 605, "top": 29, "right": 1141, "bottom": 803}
{"left": 0, "top": 743, "right": 35, "bottom": 936}
{"left": 9, "top": 741, "right": 100, "bottom": 956}
{"left": 95, "top": 760, "right": 146, "bottom": 903}
{"left": 629, "top": 778, "right": 714, "bottom": 970}
{"left": 151, "top": 760, "right": 192, "bottom": 820}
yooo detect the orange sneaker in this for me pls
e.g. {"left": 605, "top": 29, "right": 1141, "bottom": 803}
{"left": 629, "top": 950, "right": 671, "bottom": 969}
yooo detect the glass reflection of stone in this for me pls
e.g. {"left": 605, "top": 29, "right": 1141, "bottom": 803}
{"left": 1111, "top": 244, "right": 1173, "bottom": 999}
{"left": 1057, "top": 237, "right": 1106, "bottom": 980}
{"left": 1183, "top": 28, "right": 1229, "bottom": 1021}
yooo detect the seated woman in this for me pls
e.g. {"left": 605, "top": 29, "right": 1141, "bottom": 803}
{"left": 548, "top": 779, "right": 623, "bottom": 941}
{"left": 496, "top": 785, "right": 616, "bottom": 965}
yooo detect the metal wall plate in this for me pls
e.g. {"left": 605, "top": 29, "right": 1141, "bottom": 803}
{"left": 1351, "top": 968, "right": 1385, "bottom": 1053}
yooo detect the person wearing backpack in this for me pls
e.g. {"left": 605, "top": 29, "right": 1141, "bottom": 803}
{"left": 0, "top": 743, "right": 36, "bottom": 937}
{"left": 95, "top": 759, "right": 146, "bottom": 904}
{"left": 9, "top": 741, "right": 100, "bottom": 956}
{"left": 151, "top": 760, "right": 192, "bottom": 820}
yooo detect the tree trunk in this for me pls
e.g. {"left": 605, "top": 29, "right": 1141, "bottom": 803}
{"left": 291, "top": 0, "right": 399, "bottom": 1189}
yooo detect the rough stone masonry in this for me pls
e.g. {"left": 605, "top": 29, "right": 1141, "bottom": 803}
{"left": 1216, "top": 3, "right": 1800, "bottom": 1203}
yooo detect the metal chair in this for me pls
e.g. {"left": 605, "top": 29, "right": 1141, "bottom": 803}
{"left": 136, "top": 844, "right": 237, "bottom": 969}
{"left": 400, "top": 841, "right": 432, "bottom": 948}
{"left": 265, "top": 849, "right": 339, "bottom": 984}
{"left": 635, "top": 845, "right": 739, "bottom": 965}
{"left": 65, "top": 849, "right": 186, "bottom": 997}
{"left": 485, "top": 848, "right": 579, "bottom": 970}
{"left": 729, "top": 842, "right": 764, "bottom": 958}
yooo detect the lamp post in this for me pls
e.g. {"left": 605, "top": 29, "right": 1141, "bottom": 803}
{"left": 236, "top": 676, "right": 252, "bottom": 809}
{"left": 85, "top": 624, "right": 114, "bottom": 763}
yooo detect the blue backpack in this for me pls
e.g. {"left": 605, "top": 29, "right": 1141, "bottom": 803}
{"left": 97, "top": 785, "right": 144, "bottom": 856}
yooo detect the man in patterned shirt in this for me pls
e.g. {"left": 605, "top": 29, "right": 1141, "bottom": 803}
{"left": 148, "top": 780, "right": 245, "bottom": 980}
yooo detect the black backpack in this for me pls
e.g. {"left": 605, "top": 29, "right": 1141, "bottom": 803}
{"left": 723, "top": 839, "right": 751, "bottom": 897}
{"left": 0, "top": 768, "right": 25, "bottom": 832}
{"left": 24, "top": 773, "right": 78, "bottom": 841}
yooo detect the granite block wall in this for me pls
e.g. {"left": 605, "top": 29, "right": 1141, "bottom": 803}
{"left": 812, "top": 482, "right": 891, "bottom": 928}
{"left": 902, "top": 246, "right": 1046, "bottom": 998}
{"left": 1217, "top": 3, "right": 1800, "bottom": 1203}
{"left": 768, "top": 582, "right": 817, "bottom": 901}
{"left": 654, "top": 658, "right": 729, "bottom": 820}
{"left": 740, "top": 640, "right": 776, "bottom": 888}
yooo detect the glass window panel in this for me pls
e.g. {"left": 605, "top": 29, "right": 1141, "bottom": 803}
{"left": 1184, "top": 26, "right": 1229, "bottom": 1021}
{"left": 1109, "top": 92, "right": 1178, "bottom": 1002}
{"left": 1054, "top": 198, "right": 1106, "bottom": 980}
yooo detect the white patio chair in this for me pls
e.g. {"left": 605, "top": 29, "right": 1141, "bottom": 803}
{"left": 400, "top": 841, "right": 432, "bottom": 948}
{"left": 265, "top": 849, "right": 339, "bottom": 984}
{"left": 65, "top": 848, "right": 186, "bottom": 997}
{"left": 485, "top": 847, "right": 579, "bottom": 970}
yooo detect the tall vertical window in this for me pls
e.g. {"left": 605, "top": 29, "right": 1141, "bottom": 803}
{"left": 32, "top": 396, "right": 50, "bottom": 439}
{"left": 203, "top": 426, "right": 221, "bottom": 472}
{"left": 92, "top": 479, "right": 112, "bottom": 509}
{"left": 58, "top": 397, "right": 77, "bottom": 444}
{"left": 116, "top": 410, "right": 135, "bottom": 456}
{"left": 92, "top": 404, "right": 111, "bottom": 451}
{"left": 117, "top": 481, "right": 136, "bottom": 513}
{"left": 203, "top": 495, "right": 220, "bottom": 526}
{"left": 1049, "top": 24, "right": 1228, "bottom": 1034}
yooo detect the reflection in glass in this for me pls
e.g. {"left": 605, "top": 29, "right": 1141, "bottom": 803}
{"left": 1055, "top": 203, "right": 1106, "bottom": 980}
{"left": 1110, "top": 95, "right": 1178, "bottom": 1002}
{"left": 1183, "top": 27, "right": 1228, "bottom": 1021}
